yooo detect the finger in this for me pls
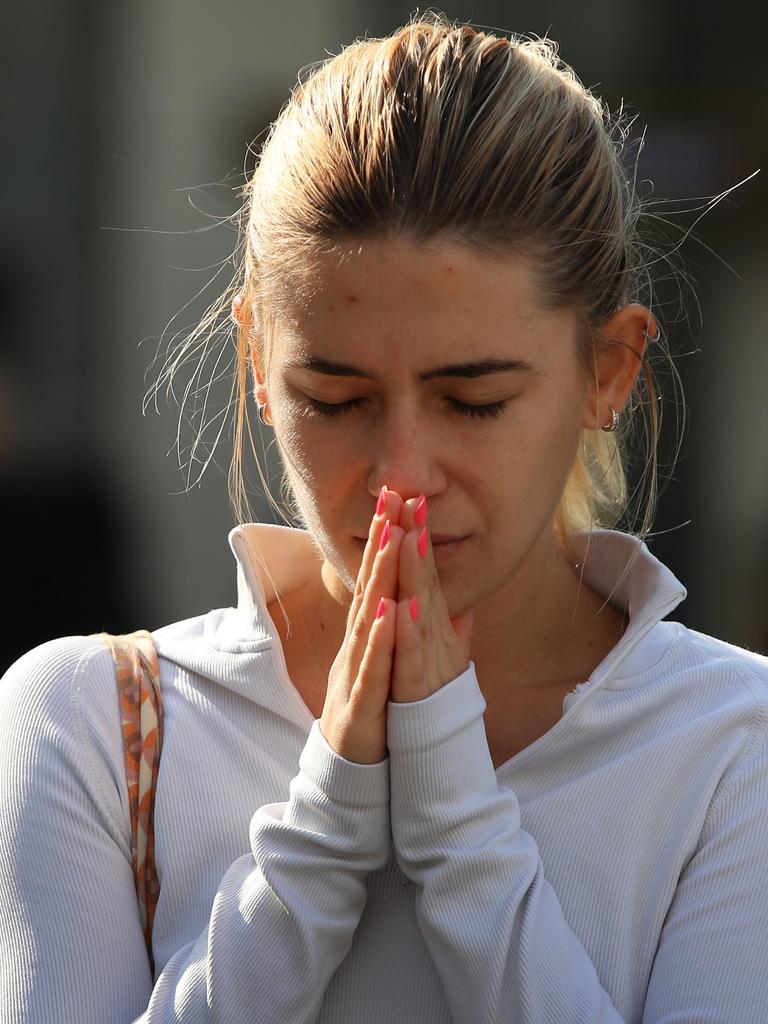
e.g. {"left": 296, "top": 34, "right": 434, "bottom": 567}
{"left": 398, "top": 518, "right": 472, "bottom": 691}
{"left": 347, "top": 486, "right": 404, "bottom": 628}
{"left": 351, "top": 596, "right": 397, "bottom": 709}
{"left": 400, "top": 493, "right": 428, "bottom": 534}
{"left": 397, "top": 522, "right": 440, "bottom": 689}
{"left": 399, "top": 499, "right": 455, "bottom": 639}
{"left": 397, "top": 498, "right": 434, "bottom": 609}
{"left": 399, "top": 495, "right": 433, "bottom": 611}
{"left": 323, "top": 596, "right": 396, "bottom": 765}
{"left": 319, "top": 489, "right": 408, "bottom": 767}
{"left": 391, "top": 594, "right": 426, "bottom": 702}
{"left": 346, "top": 521, "right": 405, "bottom": 674}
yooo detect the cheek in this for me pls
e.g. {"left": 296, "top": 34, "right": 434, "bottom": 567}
{"left": 486, "top": 388, "right": 585, "bottom": 513}
{"left": 272, "top": 426, "right": 315, "bottom": 494}
{"left": 270, "top": 393, "right": 325, "bottom": 483}
{"left": 270, "top": 401, "right": 353, "bottom": 520}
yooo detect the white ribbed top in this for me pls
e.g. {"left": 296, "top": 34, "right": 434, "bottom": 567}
{"left": 1, "top": 525, "right": 767, "bottom": 1023}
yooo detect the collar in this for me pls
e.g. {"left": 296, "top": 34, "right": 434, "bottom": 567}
{"left": 227, "top": 523, "right": 687, "bottom": 690}
{"left": 566, "top": 529, "right": 686, "bottom": 695}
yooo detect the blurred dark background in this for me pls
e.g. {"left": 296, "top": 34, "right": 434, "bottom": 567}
{"left": 1, "top": 0, "right": 766, "bottom": 674}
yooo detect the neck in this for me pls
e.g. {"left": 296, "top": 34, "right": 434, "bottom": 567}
{"left": 467, "top": 527, "right": 625, "bottom": 701}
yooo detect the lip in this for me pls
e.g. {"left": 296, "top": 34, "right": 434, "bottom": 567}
{"left": 353, "top": 533, "right": 468, "bottom": 544}
{"left": 431, "top": 536, "right": 467, "bottom": 559}
{"left": 354, "top": 534, "right": 469, "bottom": 560}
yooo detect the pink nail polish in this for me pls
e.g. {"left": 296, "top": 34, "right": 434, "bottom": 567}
{"left": 418, "top": 527, "right": 427, "bottom": 559}
{"left": 376, "top": 485, "right": 387, "bottom": 516}
{"left": 415, "top": 495, "right": 427, "bottom": 527}
{"left": 376, "top": 598, "right": 386, "bottom": 619}
{"left": 379, "top": 520, "right": 391, "bottom": 550}
{"left": 409, "top": 596, "right": 419, "bottom": 621}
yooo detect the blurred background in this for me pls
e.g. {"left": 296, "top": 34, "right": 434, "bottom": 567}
{"left": 1, "top": 0, "right": 765, "bottom": 674}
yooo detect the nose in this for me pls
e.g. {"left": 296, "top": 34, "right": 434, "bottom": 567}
{"left": 366, "top": 410, "right": 447, "bottom": 504}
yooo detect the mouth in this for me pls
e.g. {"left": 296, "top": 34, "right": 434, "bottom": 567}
{"left": 353, "top": 534, "right": 469, "bottom": 559}
{"left": 431, "top": 536, "right": 467, "bottom": 559}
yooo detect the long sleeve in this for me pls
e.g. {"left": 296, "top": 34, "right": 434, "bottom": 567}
{"left": 387, "top": 663, "right": 626, "bottom": 1024}
{"left": 387, "top": 663, "right": 626, "bottom": 1023}
{"left": 0, "top": 637, "right": 390, "bottom": 1024}
{"left": 387, "top": 662, "right": 768, "bottom": 1023}
{"left": 640, "top": 715, "right": 768, "bottom": 1021}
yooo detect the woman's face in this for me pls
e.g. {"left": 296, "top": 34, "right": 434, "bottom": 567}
{"left": 260, "top": 237, "right": 593, "bottom": 615}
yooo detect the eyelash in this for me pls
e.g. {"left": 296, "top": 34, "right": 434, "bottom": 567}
{"left": 304, "top": 397, "right": 509, "bottom": 420}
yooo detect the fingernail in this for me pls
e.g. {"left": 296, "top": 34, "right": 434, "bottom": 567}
{"left": 376, "top": 485, "right": 388, "bottom": 516}
{"left": 409, "top": 596, "right": 419, "bottom": 621}
{"left": 415, "top": 495, "right": 427, "bottom": 527}
{"left": 379, "top": 520, "right": 391, "bottom": 550}
{"left": 376, "top": 597, "right": 386, "bottom": 619}
{"left": 418, "top": 527, "right": 427, "bottom": 559}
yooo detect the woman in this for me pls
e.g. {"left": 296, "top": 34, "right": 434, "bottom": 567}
{"left": 1, "top": 14, "right": 766, "bottom": 1024}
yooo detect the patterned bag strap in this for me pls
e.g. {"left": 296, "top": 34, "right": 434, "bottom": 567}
{"left": 95, "top": 628, "right": 164, "bottom": 975}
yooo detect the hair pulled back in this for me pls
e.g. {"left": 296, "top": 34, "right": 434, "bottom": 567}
{"left": 152, "top": 13, "right": 675, "bottom": 545}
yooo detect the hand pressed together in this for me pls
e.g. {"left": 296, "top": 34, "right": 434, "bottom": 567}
{"left": 319, "top": 487, "right": 475, "bottom": 764}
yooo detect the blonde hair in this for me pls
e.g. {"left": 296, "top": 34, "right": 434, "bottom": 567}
{"left": 147, "top": 12, "right": 685, "bottom": 547}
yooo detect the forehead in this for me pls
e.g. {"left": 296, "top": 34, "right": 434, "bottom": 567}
{"left": 269, "top": 238, "right": 577, "bottom": 367}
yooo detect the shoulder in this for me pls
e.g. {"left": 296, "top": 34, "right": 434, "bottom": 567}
{"left": 670, "top": 623, "right": 768, "bottom": 701}
{"left": 0, "top": 633, "right": 117, "bottom": 724}
{"left": 0, "top": 635, "right": 131, "bottom": 835}
{"left": 664, "top": 623, "right": 768, "bottom": 785}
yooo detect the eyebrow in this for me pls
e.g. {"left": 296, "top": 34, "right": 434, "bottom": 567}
{"left": 285, "top": 356, "right": 535, "bottom": 381}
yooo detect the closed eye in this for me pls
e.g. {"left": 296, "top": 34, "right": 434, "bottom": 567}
{"left": 305, "top": 397, "right": 364, "bottom": 417}
{"left": 303, "top": 397, "right": 509, "bottom": 420}
{"left": 450, "top": 398, "right": 508, "bottom": 419}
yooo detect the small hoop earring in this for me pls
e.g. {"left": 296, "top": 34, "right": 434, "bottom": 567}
{"left": 645, "top": 324, "right": 661, "bottom": 343}
{"left": 258, "top": 402, "right": 270, "bottom": 425}
{"left": 601, "top": 406, "right": 620, "bottom": 432}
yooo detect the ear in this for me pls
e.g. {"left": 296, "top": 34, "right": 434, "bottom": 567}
{"left": 232, "top": 294, "right": 270, "bottom": 405}
{"left": 583, "top": 303, "right": 658, "bottom": 430}
{"left": 249, "top": 346, "right": 269, "bottom": 406}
